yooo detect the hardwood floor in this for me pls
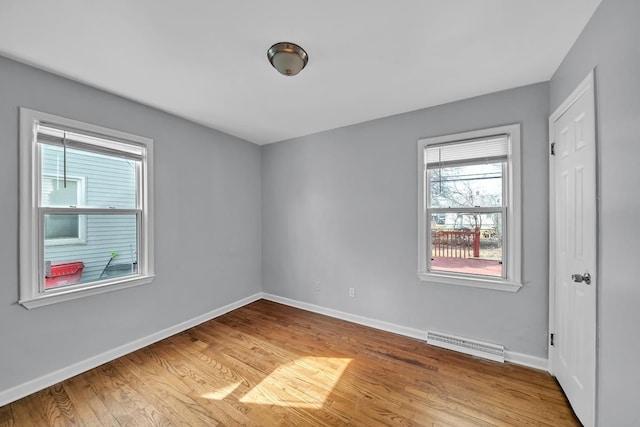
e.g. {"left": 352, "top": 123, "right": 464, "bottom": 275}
{"left": 1, "top": 300, "right": 580, "bottom": 426}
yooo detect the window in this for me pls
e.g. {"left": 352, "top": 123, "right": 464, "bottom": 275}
{"left": 19, "top": 108, "right": 154, "bottom": 308}
{"left": 417, "top": 124, "right": 522, "bottom": 291}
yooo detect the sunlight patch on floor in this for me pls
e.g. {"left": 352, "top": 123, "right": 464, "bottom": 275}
{"left": 240, "top": 356, "right": 352, "bottom": 409}
{"left": 200, "top": 381, "right": 242, "bottom": 400}
{"left": 198, "top": 356, "right": 352, "bottom": 409}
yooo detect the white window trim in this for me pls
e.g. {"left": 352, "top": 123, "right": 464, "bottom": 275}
{"left": 42, "top": 174, "right": 87, "bottom": 246}
{"left": 19, "top": 108, "right": 155, "bottom": 309}
{"left": 417, "top": 124, "right": 522, "bottom": 292}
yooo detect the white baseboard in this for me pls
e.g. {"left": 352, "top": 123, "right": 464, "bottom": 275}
{"left": 0, "top": 292, "right": 262, "bottom": 407}
{"left": 262, "top": 293, "right": 426, "bottom": 341}
{"left": 504, "top": 350, "right": 550, "bottom": 371}
{"left": 262, "top": 293, "right": 549, "bottom": 371}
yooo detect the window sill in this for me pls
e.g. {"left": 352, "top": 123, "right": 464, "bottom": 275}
{"left": 19, "top": 275, "right": 155, "bottom": 309}
{"left": 417, "top": 271, "right": 522, "bottom": 292}
{"left": 45, "top": 238, "right": 87, "bottom": 246}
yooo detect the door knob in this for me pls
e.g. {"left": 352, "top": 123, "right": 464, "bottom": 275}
{"left": 571, "top": 272, "right": 591, "bottom": 285}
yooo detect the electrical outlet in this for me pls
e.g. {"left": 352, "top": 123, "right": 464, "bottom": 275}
{"left": 349, "top": 287, "right": 355, "bottom": 298}
{"left": 314, "top": 281, "right": 321, "bottom": 292}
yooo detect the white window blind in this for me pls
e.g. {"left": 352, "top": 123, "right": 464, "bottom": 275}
{"left": 37, "top": 124, "right": 144, "bottom": 160}
{"left": 426, "top": 135, "right": 509, "bottom": 168}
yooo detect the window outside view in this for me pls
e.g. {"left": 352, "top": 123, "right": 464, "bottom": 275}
{"left": 428, "top": 162, "right": 504, "bottom": 277}
{"left": 41, "top": 144, "right": 139, "bottom": 289}
{"left": 43, "top": 177, "right": 81, "bottom": 241}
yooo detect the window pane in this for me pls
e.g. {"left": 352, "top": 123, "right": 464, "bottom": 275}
{"left": 45, "top": 214, "right": 79, "bottom": 239}
{"left": 41, "top": 144, "right": 137, "bottom": 209}
{"left": 430, "top": 212, "right": 503, "bottom": 278}
{"left": 42, "top": 176, "right": 81, "bottom": 241}
{"left": 429, "top": 163, "right": 503, "bottom": 208}
{"left": 42, "top": 177, "right": 78, "bottom": 207}
{"left": 44, "top": 214, "right": 138, "bottom": 289}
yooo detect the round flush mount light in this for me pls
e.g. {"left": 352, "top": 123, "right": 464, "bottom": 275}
{"left": 267, "top": 42, "right": 309, "bottom": 76}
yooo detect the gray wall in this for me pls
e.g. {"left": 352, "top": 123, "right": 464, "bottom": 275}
{"left": 550, "top": 0, "right": 640, "bottom": 425}
{"left": 0, "top": 56, "right": 262, "bottom": 392}
{"left": 262, "top": 82, "right": 550, "bottom": 357}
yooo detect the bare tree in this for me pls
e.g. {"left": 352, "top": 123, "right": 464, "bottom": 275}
{"left": 429, "top": 164, "right": 502, "bottom": 231}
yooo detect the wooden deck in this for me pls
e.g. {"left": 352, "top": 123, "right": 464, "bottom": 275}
{"left": 0, "top": 300, "right": 579, "bottom": 426}
{"left": 431, "top": 257, "right": 502, "bottom": 277}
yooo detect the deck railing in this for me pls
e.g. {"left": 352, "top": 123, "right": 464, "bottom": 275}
{"left": 432, "top": 228, "right": 480, "bottom": 258}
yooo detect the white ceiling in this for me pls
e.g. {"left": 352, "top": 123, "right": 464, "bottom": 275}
{"left": 0, "top": 1, "right": 601, "bottom": 145}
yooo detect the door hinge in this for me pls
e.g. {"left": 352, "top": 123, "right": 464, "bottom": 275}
{"left": 550, "top": 143, "right": 556, "bottom": 156}
{"left": 550, "top": 333, "right": 555, "bottom": 346}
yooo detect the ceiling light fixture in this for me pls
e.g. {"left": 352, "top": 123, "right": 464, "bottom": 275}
{"left": 267, "top": 42, "right": 309, "bottom": 76}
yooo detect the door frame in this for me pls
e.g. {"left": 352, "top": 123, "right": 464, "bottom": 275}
{"left": 547, "top": 68, "right": 598, "bottom": 410}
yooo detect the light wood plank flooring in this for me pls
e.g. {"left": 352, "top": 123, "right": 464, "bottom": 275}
{"left": 0, "top": 300, "right": 580, "bottom": 426}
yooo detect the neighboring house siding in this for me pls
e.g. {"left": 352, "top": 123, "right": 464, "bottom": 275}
{"left": 42, "top": 147, "right": 137, "bottom": 282}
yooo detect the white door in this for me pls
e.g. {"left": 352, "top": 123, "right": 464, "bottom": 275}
{"left": 550, "top": 71, "right": 597, "bottom": 427}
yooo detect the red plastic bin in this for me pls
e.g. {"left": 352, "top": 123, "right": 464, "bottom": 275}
{"left": 45, "top": 261, "right": 84, "bottom": 289}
